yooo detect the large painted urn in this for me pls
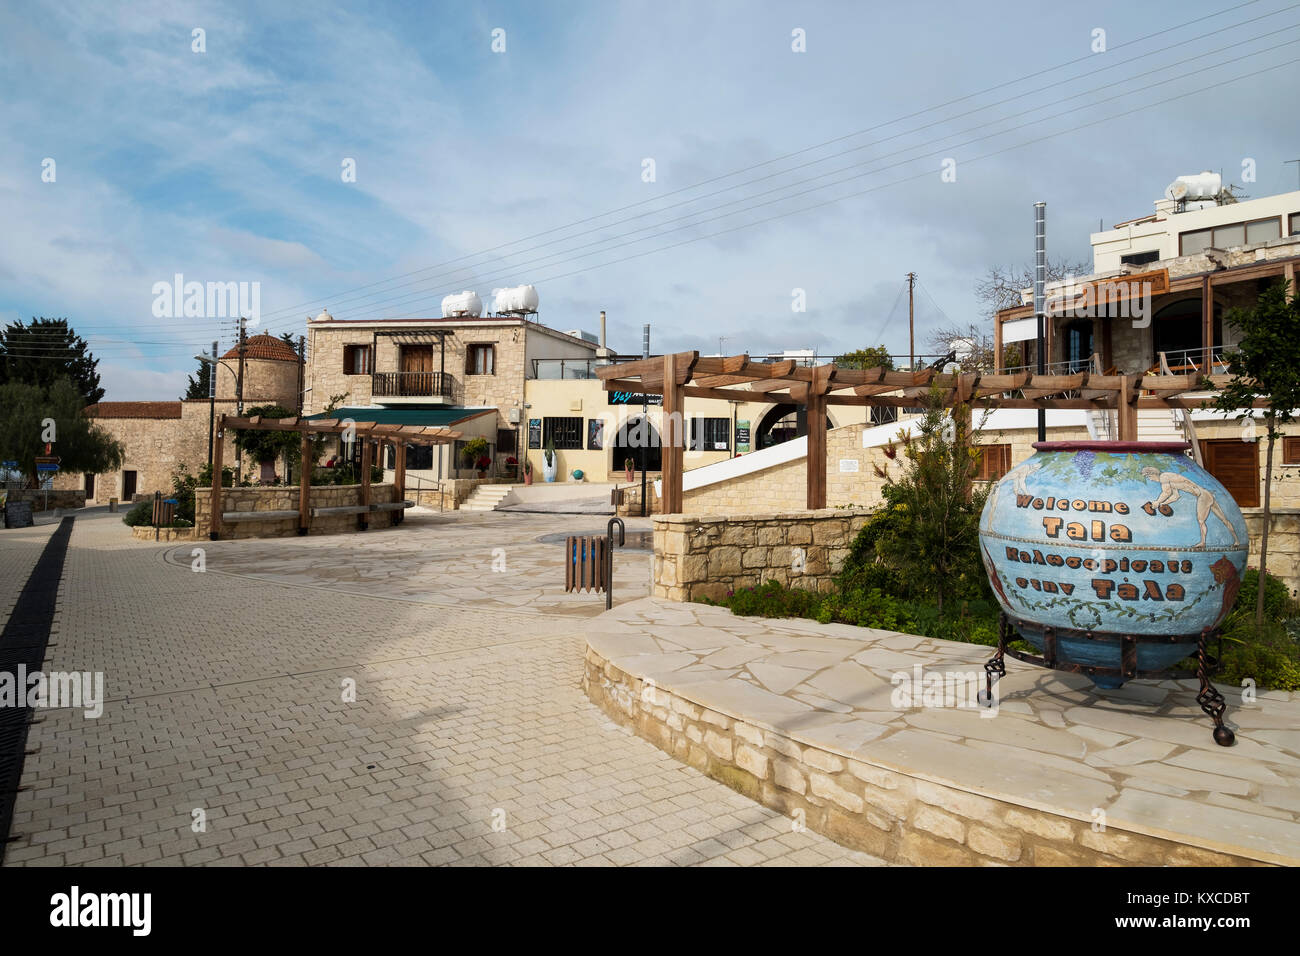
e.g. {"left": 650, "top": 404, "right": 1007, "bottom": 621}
{"left": 979, "top": 441, "right": 1248, "bottom": 689}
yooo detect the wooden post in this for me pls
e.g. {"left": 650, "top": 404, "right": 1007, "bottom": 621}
{"left": 993, "top": 314, "right": 1003, "bottom": 373}
{"left": 298, "top": 431, "right": 312, "bottom": 536}
{"left": 661, "top": 352, "right": 683, "bottom": 514}
{"left": 359, "top": 438, "right": 372, "bottom": 530}
{"left": 209, "top": 415, "right": 224, "bottom": 540}
{"left": 805, "top": 365, "right": 833, "bottom": 510}
{"left": 1118, "top": 375, "right": 1139, "bottom": 442}
{"left": 1201, "top": 274, "right": 1213, "bottom": 374}
{"left": 955, "top": 373, "right": 976, "bottom": 501}
{"left": 394, "top": 442, "right": 407, "bottom": 525}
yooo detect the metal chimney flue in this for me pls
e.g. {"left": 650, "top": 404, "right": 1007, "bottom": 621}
{"left": 599, "top": 311, "right": 606, "bottom": 350}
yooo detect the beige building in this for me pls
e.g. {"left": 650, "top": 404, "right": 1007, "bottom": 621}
{"left": 994, "top": 183, "right": 1300, "bottom": 508}
{"left": 55, "top": 333, "right": 303, "bottom": 503}
{"left": 303, "top": 307, "right": 859, "bottom": 486}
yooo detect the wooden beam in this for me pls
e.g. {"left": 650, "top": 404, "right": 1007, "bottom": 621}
{"left": 359, "top": 439, "right": 373, "bottom": 530}
{"left": 661, "top": 352, "right": 684, "bottom": 514}
{"left": 1118, "top": 374, "right": 1139, "bottom": 441}
{"left": 298, "top": 432, "right": 312, "bottom": 536}
{"left": 209, "top": 415, "right": 225, "bottom": 540}
{"left": 595, "top": 350, "right": 698, "bottom": 384}
{"left": 394, "top": 442, "right": 407, "bottom": 521}
{"left": 805, "top": 365, "right": 832, "bottom": 510}
{"left": 1202, "top": 274, "right": 1213, "bottom": 377}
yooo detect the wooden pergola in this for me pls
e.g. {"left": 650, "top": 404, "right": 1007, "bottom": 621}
{"left": 209, "top": 414, "right": 461, "bottom": 539}
{"left": 597, "top": 352, "right": 1231, "bottom": 514}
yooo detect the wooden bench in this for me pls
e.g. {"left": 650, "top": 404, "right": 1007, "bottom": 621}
{"left": 221, "top": 510, "right": 299, "bottom": 522}
{"left": 310, "top": 505, "right": 370, "bottom": 517}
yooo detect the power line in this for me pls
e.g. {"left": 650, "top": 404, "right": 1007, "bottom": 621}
{"left": 288, "top": 40, "right": 1300, "bottom": 324}
{"left": 249, "top": 0, "right": 1274, "bottom": 330}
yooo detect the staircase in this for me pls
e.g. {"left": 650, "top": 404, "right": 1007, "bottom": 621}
{"left": 459, "top": 484, "right": 514, "bottom": 512}
{"left": 1136, "top": 408, "right": 1184, "bottom": 443}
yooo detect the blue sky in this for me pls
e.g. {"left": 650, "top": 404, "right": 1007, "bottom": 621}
{"left": 2, "top": 0, "right": 1298, "bottom": 399}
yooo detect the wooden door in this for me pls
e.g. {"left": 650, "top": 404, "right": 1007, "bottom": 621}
{"left": 123, "top": 470, "right": 137, "bottom": 501}
{"left": 401, "top": 345, "right": 433, "bottom": 396}
{"left": 1200, "top": 439, "right": 1259, "bottom": 507}
{"left": 84, "top": 473, "right": 95, "bottom": 501}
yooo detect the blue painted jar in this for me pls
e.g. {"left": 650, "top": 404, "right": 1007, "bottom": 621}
{"left": 979, "top": 441, "right": 1248, "bottom": 687}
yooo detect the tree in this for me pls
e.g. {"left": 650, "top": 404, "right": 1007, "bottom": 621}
{"left": 1211, "top": 278, "right": 1300, "bottom": 633}
{"left": 974, "top": 257, "right": 1091, "bottom": 319}
{"left": 183, "top": 356, "right": 212, "bottom": 400}
{"left": 834, "top": 346, "right": 895, "bottom": 370}
{"left": 0, "top": 317, "right": 105, "bottom": 406}
{"left": 231, "top": 404, "right": 301, "bottom": 476}
{"left": 923, "top": 322, "right": 1027, "bottom": 372}
{"left": 871, "top": 388, "right": 991, "bottom": 613}
{"left": 0, "top": 379, "right": 124, "bottom": 486}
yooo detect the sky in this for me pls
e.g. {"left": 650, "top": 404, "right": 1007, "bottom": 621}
{"left": 2, "top": 0, "right": 1298, "bottom": 400}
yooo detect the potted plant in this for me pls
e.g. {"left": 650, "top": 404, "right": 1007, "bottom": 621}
{"left": 523, "top": 457, "right": 533, "bottom": 485}
{"left": 503, "top": 456, "right": 519, "bottom": 481}
{"left": 475, "top": 454, "right": 491, "bottom": 479}
{"left": 542, "top": 437, "right": 558, "bottom": 482}
{"left": 460, "top": 437, "right": 489, "bottom": 476}
{"left": 624, "top": 456, "right": 635, "bottom": 483}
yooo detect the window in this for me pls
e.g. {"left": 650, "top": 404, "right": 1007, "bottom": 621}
{"left": 1120, "top": 250, "right": 1160, "bottom": 266}
{"left": 343, "top": 344, "right": 372, "bottom": 375}
{"left": 1290, "top": 213, "right": 1300, "bottom": 236}
{"left": 543, "top": 416, "right": 583, "bottom": 450}
{"left": 1180, "top": 217, "right": 1280, "bottom": 255}
{"left": 1284, "top": 436, "right": 1300, "bottom": 465}
{"left": 466, "top": 344, "right": 495, "bottom": 375}
{"left": 975, "top": 444, "right": 1011, "bottom": 481}
{"left": 496, "top": 429, "right": 517, "bottom": 454}
{"left": 689, "top": 417, "right": 731, "bottom": 451}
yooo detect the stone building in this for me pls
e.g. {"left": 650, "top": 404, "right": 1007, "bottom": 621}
{"left": 53, "top": 333, "right": 303, "bottom": 503}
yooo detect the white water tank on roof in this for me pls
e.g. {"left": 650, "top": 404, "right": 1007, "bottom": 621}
{"left": 1164, "top": 172, "right": 1222, "bottom": 202}
{"left": 441, "top": 291, "right": 482, "bottom": 317}
{"left": 492, "top": 284, "right": 539, "bottom": 314}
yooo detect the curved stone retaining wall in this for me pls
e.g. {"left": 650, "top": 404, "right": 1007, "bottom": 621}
{"left": 583, "top": 646, "right": 1266, "bottom": 867}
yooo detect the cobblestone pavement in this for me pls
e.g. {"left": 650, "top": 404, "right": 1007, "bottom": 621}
{"left": 3, "top": 511, "right": 884, "bottom": 866}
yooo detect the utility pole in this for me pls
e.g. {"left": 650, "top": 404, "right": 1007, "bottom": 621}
{"left": 906, "top": 272, "right": 917, "bottom": 370}
{"left": 236, "top": 316, "right": 247, "bottom": 481}
{"left": 207, "top": 339, "right": 218, "bottom": 472}
{"left": 641, "top": 323, "right": 650, "bottom": 518}
{"left": 1034, "top": 202, "right": 1047, "bottom": 443}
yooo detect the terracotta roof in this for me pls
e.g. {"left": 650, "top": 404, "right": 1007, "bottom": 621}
{"left": 222, "top": 333, "right": 301, "bottom": 362}
{"left": 84, "top": 401, "right": 183, "bottom": 419}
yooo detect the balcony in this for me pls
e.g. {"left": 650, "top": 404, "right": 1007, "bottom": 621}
{"left": 371, "top": 371, "right": 454, "bottom": 403}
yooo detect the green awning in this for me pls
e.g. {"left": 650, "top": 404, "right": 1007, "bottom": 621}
{"left": 304, "top": 406, "right": 495, "bottom": 427}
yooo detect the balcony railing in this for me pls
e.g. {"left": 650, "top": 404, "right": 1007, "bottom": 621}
{"left": 371, "top": 371, "right": 454, "bottom": 398}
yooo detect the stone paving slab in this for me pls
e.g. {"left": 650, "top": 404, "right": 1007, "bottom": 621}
{"left": 585, "top": 597, "right": 1300, "bottom": 866}
{"left": 2, "top": 512, "right": 882, "bottom": 867}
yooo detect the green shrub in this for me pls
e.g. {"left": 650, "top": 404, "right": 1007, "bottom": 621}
{"left": 121, "top": 500, "right": 153, "bottom": 527}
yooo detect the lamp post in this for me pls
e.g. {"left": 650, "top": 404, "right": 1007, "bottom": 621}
{"left": 194, "top": 348, "right": 240, "bottom": 475}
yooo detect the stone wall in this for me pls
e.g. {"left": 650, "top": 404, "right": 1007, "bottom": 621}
{"left": 582, "top": 648, "right": 1263, "bottom": 867}
{"left": 1244, "top": 508, "right": 1300, "bottom": 597}
{"left": 195, "top": 483, "right": 399, "bottom": 539}
{"left": 652, "top": 509, "right": 876, "bottom": 602}
{"left": 5, "top": 489, "right": 86, "bottom": 512}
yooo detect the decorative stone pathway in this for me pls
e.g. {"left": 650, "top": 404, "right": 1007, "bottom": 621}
{"left": 584, "top": 597, "right": 1300, "bottom": 866}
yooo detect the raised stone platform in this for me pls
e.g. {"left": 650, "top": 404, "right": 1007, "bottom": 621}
{"left": 583, "top": 597, "right": 1300, "bottom": 866}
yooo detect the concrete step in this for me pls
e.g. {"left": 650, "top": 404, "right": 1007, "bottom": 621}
{"left": 460, "top": 484, "right": 516, "bottom": 512}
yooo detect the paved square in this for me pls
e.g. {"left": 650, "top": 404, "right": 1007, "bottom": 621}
{"left": 2, "top": 510, "right": 883, "bottom": 866}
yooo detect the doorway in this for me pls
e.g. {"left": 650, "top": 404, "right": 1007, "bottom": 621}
{"left": 84, "top": 473, "right": 95, "bottom": 502}
{"left": 400, "top": 345, "right": 434, "bottom": 395}
{"left": 1200, "top": 439, "right": 1259, "bottom": 507}
{"left": 122, "top": 470, "right": 137, "bottom": 501}
{"left": 613, "top": 417, "right": 661, "bottom": 473}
